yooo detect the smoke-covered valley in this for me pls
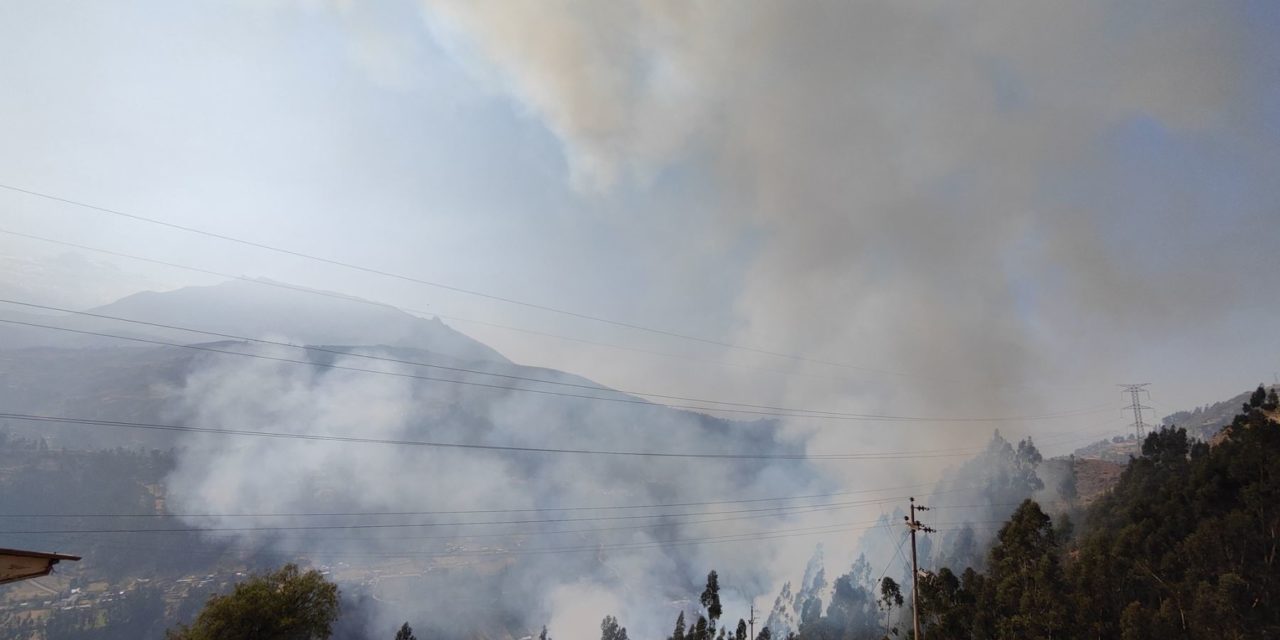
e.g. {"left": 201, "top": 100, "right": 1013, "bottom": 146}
{"left": 0, "top": 280, "right": 823, "bottom": 639}
{"left": 0, "top": 280, "right": 1079, "bottom": 640}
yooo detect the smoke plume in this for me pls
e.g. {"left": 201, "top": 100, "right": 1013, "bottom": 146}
{"left": 163, "top": 2, "right": 1274, "bottom": 638}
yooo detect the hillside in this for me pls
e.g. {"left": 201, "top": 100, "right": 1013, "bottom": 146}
{"left": 1162, "top": 384, "right": 1279, "bottom": 441}
{"left": 1068, "top": 386, "right": 1280, "bottom": 463}
{"left": 1071, "top": 457, "right": 1124, "bottom": 505}
{"left": 0, "top": 280, "right": 628, "bottom": 449}
{"left": 1069, "top": 436, "right": 1140, "bottom": 464}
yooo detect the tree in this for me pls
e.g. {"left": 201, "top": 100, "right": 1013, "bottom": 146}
{"left": 754, "top": 626, "right": 771, "bottom": 640}
{"left": 701, "top": 570, "right": 723, "bottom": 622}
{"left": 1014, "top": 437, "right": 1046, "bottom": 493}
{"left": 601, "top": 616, "right": 629, "bottom": 640}
{"left": 540, "top": 626, "right": 552, "bottom": 640}
{"left": 1058, "top": 455, "right": 1079, "bottom": 507}
{"left": 986, "top": 500, "right": 1071, "bottom": 639}
{"left": 395, "top": 622, "right": 417, "bottom": 640}
{"left": 166, "top": 564, "right": 340, "bottom": 640}
{"left": 693, "top": 615, "right": 709, "bottom": 640}
{"left": 816, "top": 574, "right": 879, "bottom": 640}
{"left": 670, "top": 612, "right": 686, "bottom": 640}
{"left": 735, "top": 619, "right": 747, "bottom": 640}
{"left": 878, "top": 577, "right": 903, "bottom": 632}
{"left": 1249, "top": 384, "right": 1267, "bottom": 408}
{"left": 916, "top": 567, "right": 983, "bottom": 640}
{"left": 798, "top": 596, "right": 822, "bottom": 632}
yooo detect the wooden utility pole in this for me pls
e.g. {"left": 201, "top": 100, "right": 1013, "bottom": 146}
{"left": 904, "top": 497, "right": 935, "bottom": 640}
{"left": 748, "top": 603, "right": 756, "bottom": 640}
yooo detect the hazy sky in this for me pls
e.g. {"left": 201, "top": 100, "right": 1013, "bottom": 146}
{"left": 2, "top": 0, "right": 1278, "bottom": 453}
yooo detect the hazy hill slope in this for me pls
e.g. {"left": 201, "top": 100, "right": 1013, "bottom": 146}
{"left": 0, "top": 279, "right": 509, "bottom": 365}
{"left": 1072, "top": 457, "right": 1124, "bottom": 504}
{"left": 0, "top": 341, "right": 689, "bottom": 450}
{"left": 1162, "top": 384, "right": 1277, "bottom": 441}
{"left": 0, "top": 279, "right": 776, "bottom": 452}
{"left": 0, "top": 346, "right": 191, "bottom": 448}
{"left": 0, "top": 280, "right": 583, "bottom": 448}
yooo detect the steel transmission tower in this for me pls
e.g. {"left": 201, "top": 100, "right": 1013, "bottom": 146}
{"left": 1120, "top": 383, "right": 1153, "bottom": 440}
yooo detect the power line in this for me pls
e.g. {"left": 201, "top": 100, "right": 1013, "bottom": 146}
{"left": 0, "top": 303, "right": 1115, "bottom": 424}
{"left": 875, "top": 530, "right": 912, "bottom": 585}
{"left": 0, "top": 481, "right": 1027, "bottom": 550}
{"left": 0, "top": 184, "right": 998, "bottom": 380}
{"left": 267, "top": 501, "right": 1035, "bottom": 544}
{"left": 0, "top": 493, "right": 1025, "bottom": 529}
{"left": 0, "top": 298, "right": 854, "bottom": 418}
{"left": 0, "top": 409, "right": 1126, "bottom": 466}
{"left": 69, "top": 522, "right": 1006, "bottom": 566}
{"left": 0, "top": 228, "right": 1106, "bottom": 401}
{"left": 34, "top": 509, "right": 872, "bottom": 548}
{"left": 0, "top": 482, "right": 942, "bottom": 519}
{"left": 0, "top": 301, "right": 926, "bottom": 420}
{"left": 0, "top": 228, "right": 418, "bottom": 317}
{"left": 55, "top": 521, "right": 1010, "bottom": 569}
{"left": 0, "top": 228, "right": 878, "bottom": 388}
{"left": 67, "top": 503, "right": 909, "bottom": 543}
{"left": 0, "top": 498, "right": 1018, "bottom": 535}
{"left": 0, "top": 412, "right": 982, "bottom": 461}
{"left": 14, "top": 517, "right": 1007, "bottom": 560}
{"left": 48, "top": 519, "right": 889, "bottom": 562}
{"left": 463, "top": 520, "right": 1001, "bottom": 561}
{"left": 0, "top": 317, "right": 876, "bottom": 422}
{"left": 0, "top": 500, "right": 893, "bottom": 535}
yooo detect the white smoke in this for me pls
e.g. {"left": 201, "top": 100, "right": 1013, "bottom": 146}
{"left": 165, "top": 344, "right": 841, "bottom": 640}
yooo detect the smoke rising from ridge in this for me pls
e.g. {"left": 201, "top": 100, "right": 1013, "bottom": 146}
{"left": 397, "top": 3, "right": 1270, "bottom": 634}
{"left": 153, "top": 3, "right": 1278, "bottom": 638}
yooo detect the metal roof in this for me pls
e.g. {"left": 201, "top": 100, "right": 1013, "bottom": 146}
{"left": 0, "top": 547, "right": 81, "bottom": 585}
{"left": 0, "top": 548, "right": 81, "bottom": 562}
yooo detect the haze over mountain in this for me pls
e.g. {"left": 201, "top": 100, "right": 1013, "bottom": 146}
{"left": 0, "top": 278, "right": 508, "bottom": 365}
{"left": 0, "top": 279, "right": 673, "bottom": 451}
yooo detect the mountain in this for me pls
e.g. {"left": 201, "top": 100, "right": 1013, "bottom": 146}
{"left": 0, "top": 278, "right": 509, "bottom": 365}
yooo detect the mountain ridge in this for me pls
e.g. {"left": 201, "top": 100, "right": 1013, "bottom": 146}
{"left": 0, "top": 279, "right": 510, "bottom": 365}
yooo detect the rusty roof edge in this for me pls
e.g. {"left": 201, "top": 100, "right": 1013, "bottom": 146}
{"left": 0, "top": 547, "right": 81, "bottom": 562}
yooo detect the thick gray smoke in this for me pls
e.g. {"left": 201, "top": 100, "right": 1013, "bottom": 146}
{"left": 404, "top": 6, "right": 1270, "bottom": 628}
{"left": 421, "top": 0, "right": 1269, "bottom": 423}
{"left": 160, "top": 2, "right": 1271, "bottom": 638}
